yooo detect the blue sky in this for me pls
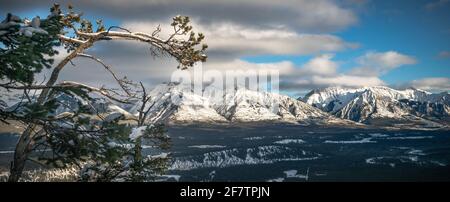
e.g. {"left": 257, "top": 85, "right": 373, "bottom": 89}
{"left": 244, "top": 0, "right": 450, "bottom": 88}
{"left": 343, "top": 0, "right": 450, "bottom": 83}
{"left": 1, "top": 0, "right": 449, "bottom": 95}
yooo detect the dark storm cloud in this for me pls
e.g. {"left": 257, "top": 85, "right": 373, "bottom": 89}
{"left": 0, "top": 0, "right": 368, "bottom": 94}
{"left": 0, "top": 0, "right": 357, "bottom": 33}
{"left": 1, "top": 0, "right": 359, "bottom": 59}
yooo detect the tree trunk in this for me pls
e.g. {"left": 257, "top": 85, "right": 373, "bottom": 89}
{"left": 8, "top": 41, "right": 93, "bottom": 181}
{"left": 134, "top": 137, "right": 142, "bottom": 169}
{"left": 8, "top": 126, "right": 35, "bottom": 182}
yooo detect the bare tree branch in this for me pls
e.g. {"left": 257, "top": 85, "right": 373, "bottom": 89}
{"left": 58, "top": 35, "right": 87, "bottom": 44}
{"left": 77, "top": 53, "right": 132, "bottom": 96}
{"left": 106, "top": 26, "right": 131, "bottom": 34}
{"left": 1, "top": 81, "right": 130, "bottom": 104}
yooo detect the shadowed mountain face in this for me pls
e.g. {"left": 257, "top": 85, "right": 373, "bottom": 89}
{"left": 301, "top": 86, "right": 449, "bottom": 127}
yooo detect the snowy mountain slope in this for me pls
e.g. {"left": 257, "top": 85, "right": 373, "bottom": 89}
{"left": 2, "top": 91, "right": 136, "bottom": 123}
{"left": 8, "top": 83, "right": 448, "bottom": 128}
{"left": 131, "top": 83, "right": 339, "bottom": 124}
{"left": 128, "top": 83, "right": 228, "bottom": 123}
{"left": 301, "top": 86, "right": 450, "bottom": 126}
{"left": 3, "top": 83, "right": 340, "bottom": 125}
{"left": 209, "top": 87, "right": 330, "bottom": 122}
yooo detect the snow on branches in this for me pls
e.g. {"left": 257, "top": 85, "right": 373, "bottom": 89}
{"left": 2, "top": 3, "right": 204, "bottom": 182}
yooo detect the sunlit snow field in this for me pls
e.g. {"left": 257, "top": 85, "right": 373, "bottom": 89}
{"left": 1, "top": 124, "right": 450, "bottom": 181}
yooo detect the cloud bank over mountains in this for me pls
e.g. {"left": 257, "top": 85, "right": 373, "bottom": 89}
{"left": 1, "top": 0, "right": 448, "bottom": 95}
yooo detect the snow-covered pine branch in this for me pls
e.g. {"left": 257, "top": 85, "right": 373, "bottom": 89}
{"left": 2, "top": 3, "right": 206, "bottom": 182}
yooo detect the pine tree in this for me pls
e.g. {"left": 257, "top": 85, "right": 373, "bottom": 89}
{"left": 0, "top": 4, "right": 207, "bottom": 182}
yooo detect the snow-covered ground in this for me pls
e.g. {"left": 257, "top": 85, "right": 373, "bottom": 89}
{"left": 1, "top": 125, "right": 449, "bottom": 181}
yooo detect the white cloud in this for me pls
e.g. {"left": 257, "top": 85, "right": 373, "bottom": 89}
{"left": 350, "top": 51, "right": 417, "bottom": 76}
{"left": 438, "top": 51, "right": 450, "bottom": 58}
{"left": 119, "top": 0, "right": 358, "bottom": 32}
{"left": 300, "top": 54, "right": 338, "bottom": 76}
{"left": 207, "top": 56, "right": 380, "bottom": 89}
{"left": 55, "top": 40, "right": 179, "bottom": 88}
{"left": 311, "top": 75, "right": 385, "bottom": 87}
{"left": 410, "top": 77, "right": 450, "bottom": 92}
{"left": 247, "top": 55, "right": 387, "bottom": 91}
{"left": 2, "top": 0, "right": 363, "bottom": 96}
{"left": 358, "top": 51, "right": 417, "bottom": 69}
{"left": 277, "top": 54, "right": 387, "bottom": 91}
{"left": 208, "top": 55, "right": 340, "bottom": 82}
{"left": 425, "top": 0, "right": 449, "bottom": 11}
{"left": 123, "top": 21, "right": 358, "bottom": 61}
{"left": 1, "top": 0, "right": 358, "bottom": 32}
{"left": 203, "top": 59, "right": 296, "bottom": 74}
{"left": 48, "top": 41, "right": 386, "bottom": 97}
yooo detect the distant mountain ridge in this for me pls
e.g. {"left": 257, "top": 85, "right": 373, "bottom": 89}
{"left": 125, "top": 83, "right": 347, "bottom": 125}
{"left": 301, "top": 86, "right": 449, "bottom": 128}
{"left": 3, "top": 84, "right": 448, "bottom": 129}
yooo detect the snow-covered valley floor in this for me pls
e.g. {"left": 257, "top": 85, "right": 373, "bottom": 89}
{"left": 1, "top": 124, "right": 450, "bottom": 181}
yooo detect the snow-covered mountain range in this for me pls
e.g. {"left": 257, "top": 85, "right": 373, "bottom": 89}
{"left": 301, "top": 86, "right": 449, "bottom": 127}
{"left": 124, "top": 83, "right": 347, "bottom": 125}
{"left": 3, "top": 83, "right": 448, "bottom": 129}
